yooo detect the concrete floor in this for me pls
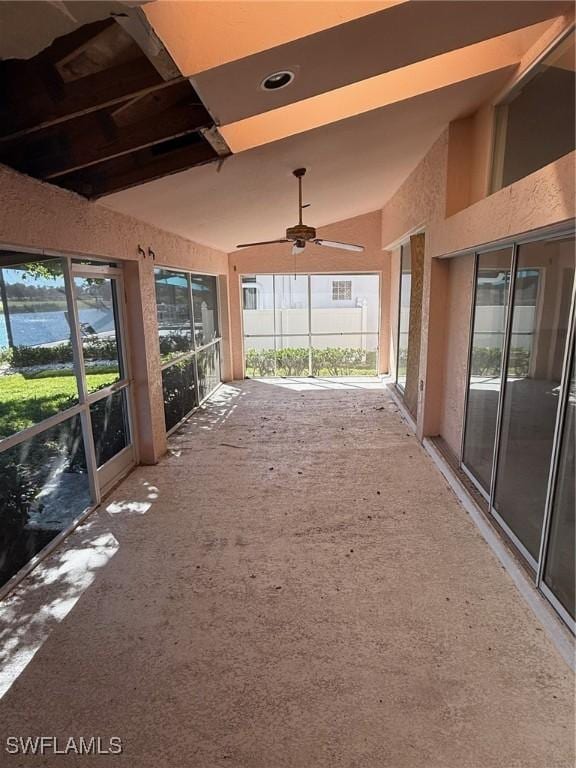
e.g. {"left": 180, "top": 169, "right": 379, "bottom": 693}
{"left": 0, "top": 379, "right": 574, "bottom": 767}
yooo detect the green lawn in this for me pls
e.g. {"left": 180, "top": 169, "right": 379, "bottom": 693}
{"left": 0, "top": 369, "right": 118, "bottom": 438}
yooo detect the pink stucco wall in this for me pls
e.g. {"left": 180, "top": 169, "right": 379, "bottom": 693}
{"left": 227, "top": 210, "right": 389, "bottom": 380}
{"left": 0, "top": 164, "right": 228, "bottom": 273}
{"left": 428, "top": 151, "right": 575, "bottom": 259}
{"left": 380, "top": 131, "right": 449, "bottom": 249}
{"left": 0, "top": 164, "right": 229, "bottom": 464}
{"left": 380, "top": 119, "right": 575, "bottom": 452}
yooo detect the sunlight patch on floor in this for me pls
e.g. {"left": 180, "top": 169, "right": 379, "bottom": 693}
{"left": 0, "top": 528, "right": 119, "bottom": 699}
{"left": 252, "top": 376, "right": 387, "bottom": 391}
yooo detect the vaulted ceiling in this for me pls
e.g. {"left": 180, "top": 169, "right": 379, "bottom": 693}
{"left": 0, "top": 0, "right": 572, "bottom": 251}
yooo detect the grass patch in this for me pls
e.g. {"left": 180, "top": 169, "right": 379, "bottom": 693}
{"left": 0, "top": 370, "right": 119, "bottom": 438}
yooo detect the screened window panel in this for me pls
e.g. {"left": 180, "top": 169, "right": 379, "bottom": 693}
{"left": 162, "top": 357, "right": 198, "bottom": 432}
{"left": 0, "top": 414, "right": 90, "bottom": 587}
{"left": 192, "top": 275, "right": 219, "bottom": 347}
{"left": 154, "top": 269, "right": 194, "bottom": 363}
{"left": 0, "top": 256, "right": 80, "bottom": 439}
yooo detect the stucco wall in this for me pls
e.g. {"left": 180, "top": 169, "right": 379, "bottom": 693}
{"left": 228, "top": 210, "right": 389, "bottom": 379}
{"left": 380, "top": 131, "right": 449, "bottom": 248}
{"left": 0, "top": 163, "right": 230, "bottom": 464}
{"left": 428, "top": 150, "right": 576, "bottom": 258}
{"left": 380, "top": 116, "right": 575, "bottom": 450}
{"left": 439, "top": 254, "right": 475, "bottom": 456}
{"left": 0, "top": 164, "right": 228, "bottom": 274}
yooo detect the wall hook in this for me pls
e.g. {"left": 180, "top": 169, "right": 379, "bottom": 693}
{"left": 148, "top": 247, "right": 156, "bottom": 261}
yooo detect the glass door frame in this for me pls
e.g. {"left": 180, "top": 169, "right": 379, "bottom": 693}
{"left": 69, "top": 261, "right": 136, "bottom": 499}
{"left": 459, "top": 222, "right": 576, "bottom": 630}
{"left": 240, "top": 271, "right": 381, "bottom": 378}
{"left": 155, "top": 266, "right": 223, "bottom": 436}
{"left": 395, "top": 241, "right": 411, "bottom": 391}
{"left": 0, "top": 244, "right": 136, "bottom": 596}
{"left": 536, "top": 280, "right": 575, "bottom": 628}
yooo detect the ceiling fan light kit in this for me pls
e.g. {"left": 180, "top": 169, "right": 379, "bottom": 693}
{"left": 236, "top": 168, "right": 365, "bottom": 255}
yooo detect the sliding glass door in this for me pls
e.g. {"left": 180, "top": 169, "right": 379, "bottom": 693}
{"left": 461, "top": 230, "right": 575, "bottom": 627}
{"left": 462, "top": 248, "right": 512, "bottom": 494}
{"left": 242, "top": 273, "right": 380, "bottom": 377}
{"left": 542, "top": 343, "right": 575, "bottom": 621}
{"left": 493, "top": 238, "right": 574, "bottom": 561}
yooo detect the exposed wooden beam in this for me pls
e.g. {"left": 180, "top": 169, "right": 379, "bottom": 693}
{"left": 53, "top": 135, "right": 218, "bottom": 198}
{"left": 199, "top": 125, "right": 231, "bottom": 157}
{"left": 1, "top": 102, "right": 212, "bottom": 180}
{"left": 0, "top": 59, "right": 187, "bottom": 141}
{"left": 109, "top": 80, "right": 197, "bottom": 128}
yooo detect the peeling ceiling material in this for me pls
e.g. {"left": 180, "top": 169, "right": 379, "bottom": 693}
{"left": 0, "top": 0, "right": 150, "bottom": 60}
{"left": 0, "top": 8, "right": 224, "bottom": 198}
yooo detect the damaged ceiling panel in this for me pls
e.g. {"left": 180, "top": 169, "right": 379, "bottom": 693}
{"left": 0, "top": 4, "right": 226, "bottom": 198}
{"left": 0, "top": 0, "right": 150, "bottom": 60}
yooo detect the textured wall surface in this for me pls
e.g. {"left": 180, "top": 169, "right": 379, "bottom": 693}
{"left": 439, "top": 254, "right": 475, "bottom": 456}
{"left": 380, "top": 124, "right": 575, "bottom": 446}
{"left": 228, "top": 211, "right": 389, "bottom": 379}
{"left": 0, "top": 164, "right": 229, "bottom": 464}
{"left": 380, "top": 131, "right": 449, "bottom": 248}
{"left": 0, "top": 165, "right": 228, "bottom": 274}
{"left": 428, "top": 150, "right": 575, "bottom": 258}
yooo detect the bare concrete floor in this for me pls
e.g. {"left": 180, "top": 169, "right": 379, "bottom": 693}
{"left": 0, "top": 380, "right": 574, "bottom": 767}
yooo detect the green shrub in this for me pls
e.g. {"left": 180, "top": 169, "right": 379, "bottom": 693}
{"left": 275, "top": 347, "right": 309, "bottom": 377}
{"left": 159, "top": 333, "right": 193, "bottom": 361}
{"left": 245, "top": 348, "right": 276, "bottom": 377}
{"left": 0, "top": 346, "right": 13, "bottom": 365}
{"left": 11, "top": 343, "right": 74, "bottom": 367}
{"left": 471, "top": 346, "right": 502, "bottom": 377}
{"left": 9, "top": 338, "right": 118, "bottom": 368}
{"left": 471, "top": 346, "right": 530, "bottom": 378}
{"left": 245, "top": 346, "right": 377, "bottom": 377}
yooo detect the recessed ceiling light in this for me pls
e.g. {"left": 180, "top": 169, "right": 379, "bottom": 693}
{"left": 261, "top": 70, "right": 295, "bottom": 91}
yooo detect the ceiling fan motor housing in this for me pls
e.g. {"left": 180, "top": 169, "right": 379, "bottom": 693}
{"left": 286, "top": 224, "right": 316, "bottom": 241}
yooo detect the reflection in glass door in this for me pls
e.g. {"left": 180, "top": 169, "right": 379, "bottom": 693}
{"left": 542, "top": 339, "right": 575, "bottom": 622}
{"left": 460, "top": 230, "right": 576, "bottom": 629}
{"left": 493, "top": 238, "right": 574, "bottom": 561}
{"left": 462, "top": 248, "right": 513, "bottom": 494}
{"left": 396, "top": 242, "right": 411, "bottom": 390}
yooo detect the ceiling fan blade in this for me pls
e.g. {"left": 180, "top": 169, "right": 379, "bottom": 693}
{"left": 313, "top": 239, "right": 364, "bottom": 252}
{"left": 236, "top": 239, "right": 290, "bottom": 248}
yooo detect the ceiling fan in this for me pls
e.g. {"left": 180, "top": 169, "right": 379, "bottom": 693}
{"left": 236, "top": 168, "right": 365, "bottom": 255}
